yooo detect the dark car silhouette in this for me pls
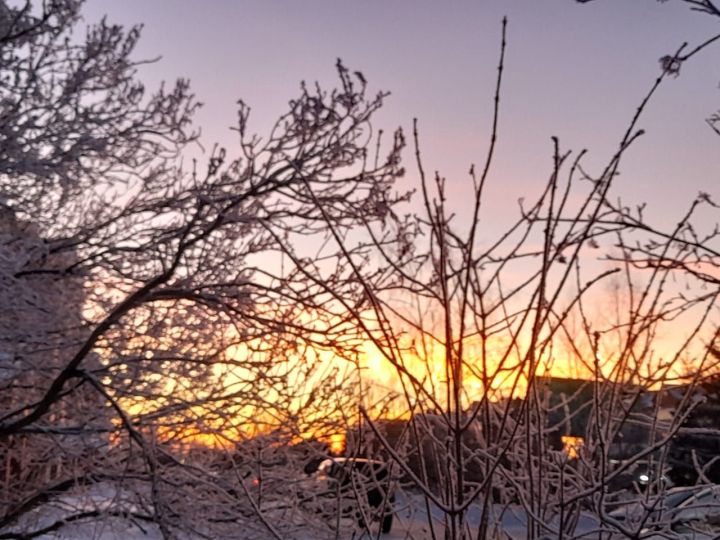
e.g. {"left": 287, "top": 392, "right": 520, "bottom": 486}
{"left": 308, "top": 457, "right": 396, "bottom": 533}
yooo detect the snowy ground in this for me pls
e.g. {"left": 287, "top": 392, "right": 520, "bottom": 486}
{"left": 18, "top": 489, "right": 601, "bottom": 540}
{"left": 380, "top": 492, "right": 602, "bottom": 540}
{"left": 12, "top": 482, "right": 720, "bottom": 539}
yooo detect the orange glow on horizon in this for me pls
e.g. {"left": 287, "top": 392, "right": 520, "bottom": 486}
{"left": 104, "top": 285, "right": 716, "bottom": 450}
{"left": 328, "top": 433, "right": 345, "bottom": 455}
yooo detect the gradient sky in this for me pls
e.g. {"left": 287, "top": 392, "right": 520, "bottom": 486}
{"left": 82, "top": 0, "right": 719, "bottom": 240}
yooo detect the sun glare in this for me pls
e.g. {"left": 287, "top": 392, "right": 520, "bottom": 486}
{"left": 561, "top": 435, "right": 584, "bottom": 459}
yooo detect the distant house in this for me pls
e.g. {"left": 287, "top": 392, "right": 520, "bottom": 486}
{"left": 537, "top": 376, "right": 661, "bottom": 459}
{"left": 537, "top": 376, "right": 594, "bottom": 453}
{"left": 662, "top": 377, "right": 720, "bottom": 485}
{"left": 537, "top": 373, "right": 720, "bottom": 486}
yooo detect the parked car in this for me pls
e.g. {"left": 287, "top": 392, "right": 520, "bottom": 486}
{"left": 606, "top": 458, "right": 673, "bottom": 493}
{"left": 307, "top": 457, "right": 396, "bottom": 533}
{"left": 607, "top": 484, "right": 720, "bottom": 538}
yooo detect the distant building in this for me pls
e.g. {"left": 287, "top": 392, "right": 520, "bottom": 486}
{"left": 662, "top": 377, "right": 720, "bottom": 485}
{"left": 536, "top": 375, "right": 658, "bottom": 458}
{"left": 537, "top": 374, "right": 720, "bottom": 487}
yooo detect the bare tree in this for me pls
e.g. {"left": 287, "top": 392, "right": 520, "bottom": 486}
{"left": 287, "top": 16, "right": 720, "bottom": 540}
{"left": 0, "top": 1, "right": 408, "bottom": 538}
{"left": 2, "top": 2, "right": 719, "bottom": 540}
{"left": 578, "top": 0, "right": 720, "bottom": 136}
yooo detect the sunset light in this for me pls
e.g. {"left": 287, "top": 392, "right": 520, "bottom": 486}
{"left": 2, "top": 1, "right": 719, "bottom": 539}
{"left": 561, "top": 436, "right": 585, "bottom": 460}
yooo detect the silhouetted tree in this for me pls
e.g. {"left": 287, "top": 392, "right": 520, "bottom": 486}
{"left": 0, "top": 1, "right": 406, "bottom": 538}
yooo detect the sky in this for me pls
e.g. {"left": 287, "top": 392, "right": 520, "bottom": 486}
{"left": 76, "top": 0, "right": 720, "bottom": 384}
{"left": 80, "top": 0, "right": 719, "bottom": 240}
{"left": 53, "top": 1, "right": 720, "bottom": 414}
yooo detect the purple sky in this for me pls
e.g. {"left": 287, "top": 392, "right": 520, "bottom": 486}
{"left": 82, "top": 0, "right": 719, "bottom": 237}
